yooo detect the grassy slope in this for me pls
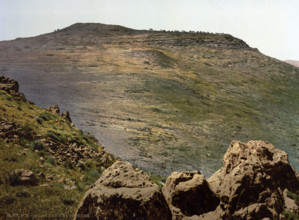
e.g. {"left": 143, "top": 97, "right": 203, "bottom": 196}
{"left": 0, "top": 24, "right": 298, "bottom": 176}
{"left": 0, "top": 89, "right": 115, "bottom": 218}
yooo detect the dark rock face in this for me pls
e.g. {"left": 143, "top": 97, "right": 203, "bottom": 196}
{"left": 162, "top": 171, "right": 219, "bottom": 218}
{"left": 74, "top": 140, "right": 299, "bottom": 219}
{"left": 74, "top": 161, "right": 171, "bottom": 220}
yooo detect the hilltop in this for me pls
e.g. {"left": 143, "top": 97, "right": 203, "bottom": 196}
{"left": 0, "top": 23, "right": 298, "bottom": 176}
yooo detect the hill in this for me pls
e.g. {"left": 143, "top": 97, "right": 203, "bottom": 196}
{"left": 0, "top": 76, "right": 116, "bottom": 217}
{"left": 0, "top": 23, "right": 298, "bottom": 176}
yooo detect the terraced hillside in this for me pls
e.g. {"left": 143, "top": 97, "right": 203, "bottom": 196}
{"left": 0, "top": 23, "right": 298, "bottom": 176}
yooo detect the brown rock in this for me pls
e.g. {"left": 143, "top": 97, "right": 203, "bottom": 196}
{"left": 9, "top": 169, "right": 38, "bottom": 186}
{"left": 61, "top": 111, "right": 72, "bottom": 122}
{"left": 47, "top": 104, "right": 60, "bottom": 114}
{"left": 208, "top": 140, "right": 299, "bottom": 219}
{"left": 0, "top": 76, "right": 19, "bottom": 94}
{"left": 162, "top": 171, "right": 219, "bottom": 218}
{"left": 74, "top": 161, "right": 171, "bottom": 220}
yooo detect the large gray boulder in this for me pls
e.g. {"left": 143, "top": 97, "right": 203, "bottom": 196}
{"left": 74, "top": 161, "right": 171, "bottom": 220}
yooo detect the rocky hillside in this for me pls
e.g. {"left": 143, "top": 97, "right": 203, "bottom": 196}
{"left": 0, "top": 23, "right": 298, "bottom": 177}
{"left": 74, "top": 140, "right": 299, "bottom": 219}
{"left": 0, "top": 76, "right": 117, "bottom": 218}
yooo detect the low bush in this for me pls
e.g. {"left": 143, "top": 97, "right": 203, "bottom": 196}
{"left": 30, "top": 140, "right": 45, "bottom": 151}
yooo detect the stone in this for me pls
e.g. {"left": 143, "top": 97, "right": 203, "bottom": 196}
{"left": 208, "top": 140, "right": 299, "bottom": 219}
{"left": 47, "top": 104, "right": 60, "bottom": 114}
{"left": 74, "top": 161, "right": 171, "bottom": 220}
{"left": 64, "top": 185, "right": 77, "bottom": 190}
{"left": 162, "top": 171, "right": 219, "bottom": 218}
{"left": 61, "top": 111, "right": 72, "bottom": 122}
{"left": 39, "top": 157, "right": 45, "bottom": 163}
{"left": 9, "top": 169, "right": 38, "bottom": 186}
{"left": 0, "top": 76, "right": 19, "bottom": 94}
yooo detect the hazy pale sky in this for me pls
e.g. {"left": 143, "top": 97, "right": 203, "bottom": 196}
{"left": 0, "top": 0, "right": 298, "bottom": 60}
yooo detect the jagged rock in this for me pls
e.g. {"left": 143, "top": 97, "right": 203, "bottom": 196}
{"left": 208, "top": 140, "right": 299, "bottom": 219}
{"left": 47, "top": 104, "right": 60, "bottom": 114}
{"left": 74, "top": 161, "right": 171, "bottom": 220}
{"left": 61, "top": 111, "right": 72, "bottom": 122}
{"left": 162, "top": 171, "right": 219, "bottom": 218}
{"left": 0, "top": 76, "right": 19, "bottom": 94}
{"left": 9, "top": 169, "right": 38, "bottom": 186}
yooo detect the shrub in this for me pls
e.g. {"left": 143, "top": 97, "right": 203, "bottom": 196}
{"left": 30, "top": 140, "right": 45, "bottom": 151}
{"left": 16, "top": 191, "right": 30, "bottom": 198}
{"left": 62, "top": 199, "right": 75, "bottom": 206}
{"left": 7, "top": 172, "right": 21, "bottom": 186}
{"left": 22, "top": 123, "right": 34, "bottom": 140}
{"left": 87, "top": 169, "right": 101, "bottom": 181}
{"left": 0, "top": 195, "right": 16, "bottom": 205}
{"left": 64, "top": 159, "right": 74, "bottom": 169}
{"left": 37, "top": 112, "right": 53, "bottom": 124}
{"left": 46, "top": 156, "right": 56, "bottom": 165}
{"left": 47, "top": 131, "right": 66, "bottom": 143}
{"left": 282, "top": 210, "right": 299, "bottom": 220}
{"left": 287, "top": 191, "right": 299, "bottom": 206}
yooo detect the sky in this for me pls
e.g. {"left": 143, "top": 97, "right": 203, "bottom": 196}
{"left": 0, "top": 0, "right": 298, "bottom": 60}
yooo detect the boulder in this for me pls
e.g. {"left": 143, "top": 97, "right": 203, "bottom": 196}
{"left": 208, "top": 140, "right": 299, "bottom": 219}
{"left": 0, "top": 76, "right": 19, "bottom": 94}
{"left": 9, "top": 169, "right": 38, "bottom": 186}
{"left": 162, "top": 171, "right": 219, "bottom": 218}
{"left": 74, "top": 161, "right": 171, "bottom": 220}
{"left": 61, "top": 111, "right": 72, "bottom": 122}
{"left": 47, "top": 104, "right": 60, "bottom": 114}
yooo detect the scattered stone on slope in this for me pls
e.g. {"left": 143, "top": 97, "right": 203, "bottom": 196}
{"left": 74, "top": 161, "right": 171, "bottom": 220}
{"left": 0, "top": 118, "right": 35, "bottom": 142}
{"left": 207, "top": 140, "right": 299, "bottom": 219}
{"left": 9, "top": 169, "right": 38, "bottom": 186}
{"left": 162, "top": 171, "right": 219, "bottom": 219}
{"left": 47, "top": 104, "right": 60, "bottom": 114}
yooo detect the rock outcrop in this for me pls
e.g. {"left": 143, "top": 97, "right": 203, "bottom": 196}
{"left": 0, "top": 76, "right": 25, "bottom": 99}
{"left": 47, "top": 104, "right": 72, "bottom": 122}
{"left": 9, "top": 169, "right": 38, "bottom": 186}
{"left": 47, "top": 104, "right": 60, "bottom": 114}
{"left": 0, "top": 76, "right": 19, "bottom": 95}
{"left": 74, "top": 140, "right": 299, "bottom": 219}
{"left": 74, "top": 161, "right": 171, "bottom": 220}
{"left": 207, "top": 140, "right": 299, "bottom": 219}
{"left": 162, "top": 171, "right": 219, "bottom": 218}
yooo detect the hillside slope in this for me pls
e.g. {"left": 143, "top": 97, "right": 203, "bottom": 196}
{"left": 0, "top": 23, "right": 298, "bottom": 176}
{"left": 0, "top": 76, "right": 116, "bottom": 217}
